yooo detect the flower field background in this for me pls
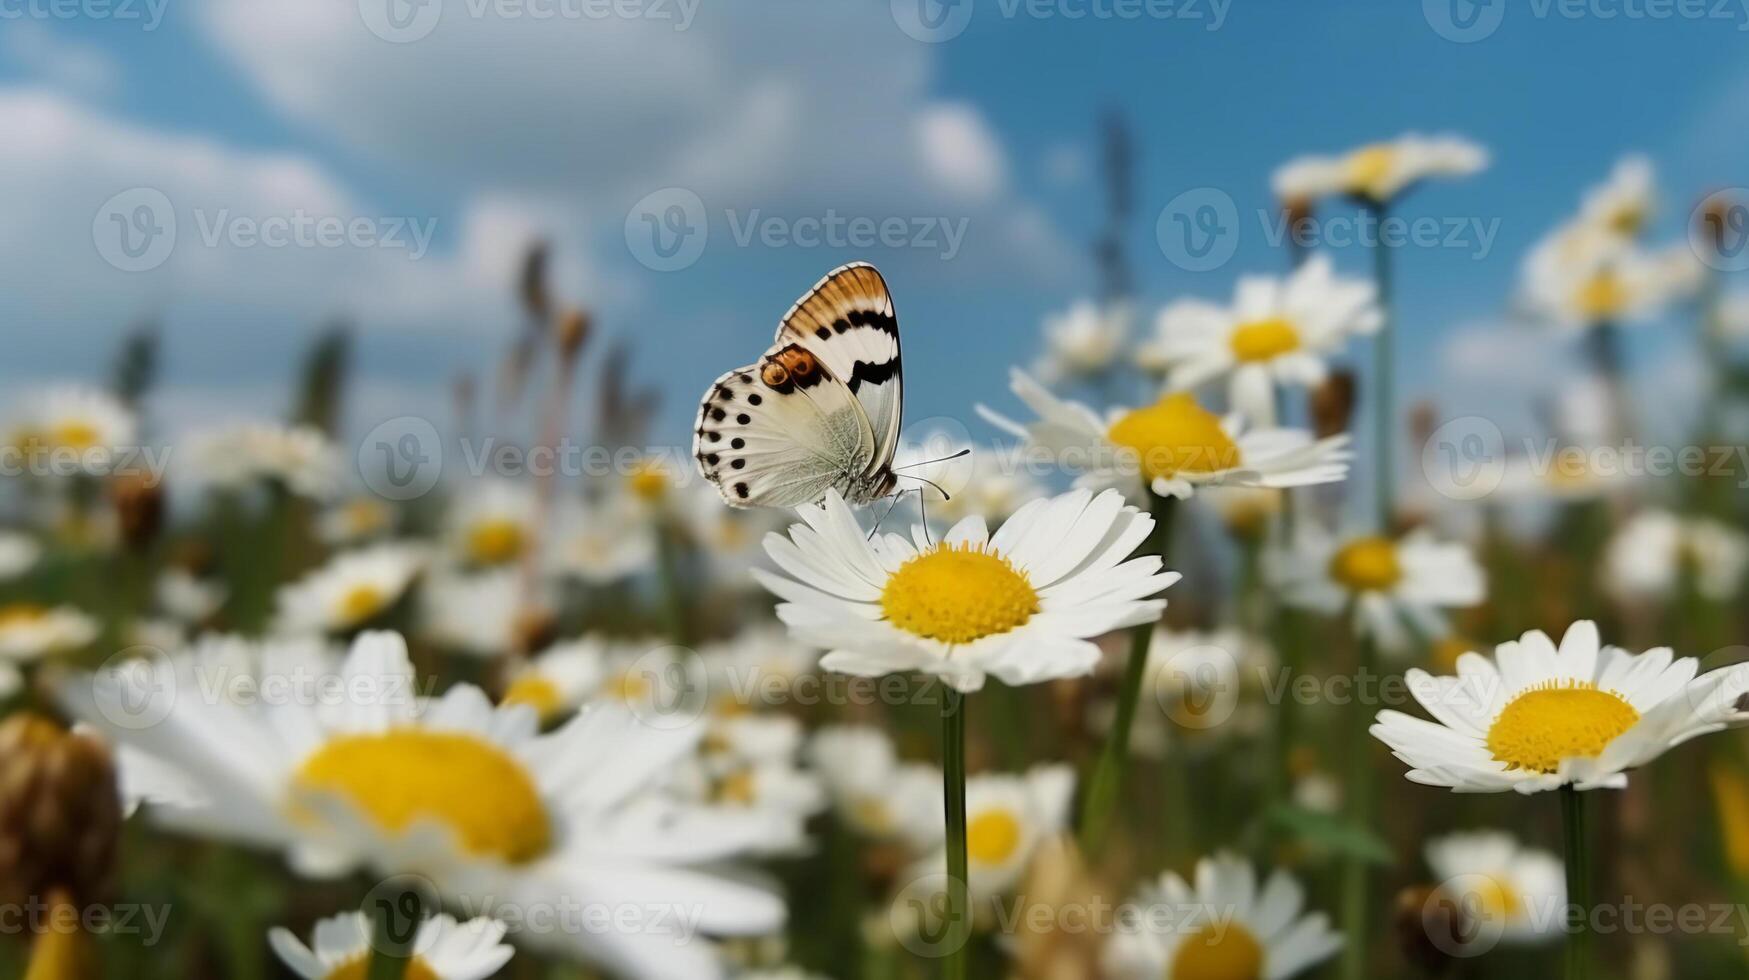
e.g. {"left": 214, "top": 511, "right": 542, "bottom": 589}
{"left": 5, "top": 5, "right": 1749, "bottom": 980}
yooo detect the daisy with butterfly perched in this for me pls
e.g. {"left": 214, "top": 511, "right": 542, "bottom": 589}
{"left": 695, "top": 263, "right": 1180, "bottom": 980}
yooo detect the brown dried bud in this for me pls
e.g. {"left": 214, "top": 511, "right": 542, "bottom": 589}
{"left": 556, "top": 308, "right": 592, "bottom": 360}
{"left": 108, "top": 471, "right": 164, "bottom": 553}
{"left": 1309, "top": 370, "right": 1357, "bottom": 440}
{"left": 1699, "top": 192, "right": 1739, "bottom": 257}
{"left": 511, "top": 606, "right": 558, "bottom": 658}
{"left": 0, "top": 714, "right": 122, "bottom": 909}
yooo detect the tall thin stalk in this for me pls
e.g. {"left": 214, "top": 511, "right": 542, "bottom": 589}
{"left": 940, "top": 687, "right": 970, "bottom": 980}
{"left": 1561, "top": 786, "right": 1591, "bottom": 980}
{"left": 1339, "top": 626, "right": 1378, "bottom": 980}
{"left": 1367, "top": 203, "right": 1396, "bottom": 531}
{"left": 1076, "top": 492, "right": 1177, "bottom": 854}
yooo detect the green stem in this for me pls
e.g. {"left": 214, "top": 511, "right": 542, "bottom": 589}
{"left": 1076, "top": 492, "right": 1177, "bottom": 855}
{"left": 941, "top": 686, "right": 970, "bottom": 980}
{"left": 1339, "top": 626, "right": 1379, "bottom": 980}
{"left": 1562, "top": 786, "right": 1591, "bottom": 980}
{"left": 366, "top": 881, "right": 423, "bottom": 980}
{"left": 1368, "top": 203, "right": 1396, "bottom": 532}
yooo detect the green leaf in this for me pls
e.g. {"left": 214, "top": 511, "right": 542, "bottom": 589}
{"left": 1265, "top": 804, "right": 1395, "bottom": 865}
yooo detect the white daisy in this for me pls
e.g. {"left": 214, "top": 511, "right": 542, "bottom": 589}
{"left": 0, "top": 602, "right": 98, "bottom": 660}
{"left": 893, "top": 438, "right": 1045, "bottom": 530}
{"left": 755, "top": 487, "right": 1178, "bottom": 693}
{"left": 9, "top": 384, "right": 138, "bottom": 476}
{"left": 547, "top": 495, "right": 659, "bottom": 585}
{"left": 1090, "top": 628, "right": 1274, "bottom": 758}
{"left": 671, "top": 713, "right": 826, "bottom": 855}
{"left": 446, "top": 481, "right": 539, "bottom": 568}
{"left": 1604, "top": 509, "right": 1748, "bottom": 603}
{"left": 0, "top": 530, "right": 41, "bottom": 580}
{"left": 1272, "top": 133, "right": 1487, "bottom": 206}
{"left": 697, "top": 625, "right": 821, "bottom": 715}
{"left": 317, "top": 497, "right": 397, "bottom": 546}
{"left": 274, "top": 543, "right": 427, "bottom": 636}
{"left": 683, "top": 484, "right": 787, "bottom": 591}
{"left": 1137, "top": 256, "right": 1381, "bottom": 425}
{"left": 1575, "top": 155, "right": 1656, "bottom": 240}
{"left": 500, "top": 637, "right": 608, "bottom": 722}
{"left": 269, "top": 909, "right": 515, "bottom": 980}
{"left": 156, "top": 567, "right": 227, "bottom": 624}
{"left": 1423, "top": 831, "right": 1565, "bottom": 946}
{"left": 63, "top": 630, "right": 788, "bottom": 979}
{"left": 980, "top": 371, "right": 1350, "bottom": 505}
{"left": 421, "top": 569, "right": 546, "bottom": 658}
{"left": 904, "top": 764, "right": 1074, "bottom": 901}
{"left": 1103, "top": 853, "right": 1343, "bottom": 980}
{"left": 1034, "top": 300, "right": 1130, "bottom": 383}
{"left": 1372, "top": 620, "right": 1749, "bottom": 793}
{"left": 806, "top": 726, "right": 940, "bottom": 842}
{"left": 1272, "top": 525, "right": 1483, "bottom": 656}
{"left": 188, "top": 421, "right": 340, "bottom": 498}
{"left": 1519, "top": 227, "right": 1696, "bottom": 330}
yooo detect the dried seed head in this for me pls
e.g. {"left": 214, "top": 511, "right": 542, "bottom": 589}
{"left": 1309, "top": 369, "right": 1357, "bottom": 441}
{"left": 0, "top": 714, "right": 122, "bottom": 909}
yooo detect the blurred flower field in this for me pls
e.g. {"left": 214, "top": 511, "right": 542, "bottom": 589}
{"left": 4, "top": 131, "right": 1749, "bottom": 980}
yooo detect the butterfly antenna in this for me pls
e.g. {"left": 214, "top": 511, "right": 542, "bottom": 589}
{"left": 895, "top": 472, "right": 954, "bottom": 502}
{"left": 919, "top": 487, "right": 933, "bottom": 547}
{"left": 892, "top": 448, "right": 971, "bottom": 473}
{"left": 867, "top": 490, "right": 907, "bottom": 541}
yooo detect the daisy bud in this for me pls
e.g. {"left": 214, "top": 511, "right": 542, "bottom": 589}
{"left": 556, "top": 308, "right": 592, "bottom": 359}
{"left": 1393, "top": 884, "right": 1462, "bottom": 976}
{"left": 108, "top": 470, "right": 164, "bottom": 553}
{"left": 0, "top": 714, "right": 122, "bottom": 980}
{"left": 1309, "top": 369, "right": 1357, "bottom": 440}
{"left": 1699, "top": 191, "right": 1739, "bottom": 258}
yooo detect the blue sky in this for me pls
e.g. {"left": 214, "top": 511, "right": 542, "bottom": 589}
{"left": 3, "top": 0, "right": 1744, "bottom": 468}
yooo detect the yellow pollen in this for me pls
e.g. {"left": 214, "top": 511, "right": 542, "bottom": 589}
{"left": 607, "top": 669, "right": 652, "bottom": 703}
{"left": 880, "top": 543, "right": 1038, "bottom": 644}
{"left": 1575, "top": 270, "right": 1628, "bottom": 320}
{"left": 336, "top": 585, "right": 387, "bottom": 625}
{"left": 1485, "top": 682, "right": 1640, "bottom": 774}
{"left": 1107, "top": 393, "right": 1242, "bottom": 481}
{"left": 325, "top": 955, "right": 439, "bottom": 980}
{"left": 0, "top": 604, "right": 48, "bottom": 629}
{"left": 344, "top": 499, "right": 389, "bottom": 535}
{"left": 1228, "top": 317, "right": 1300, "bottom": 363}
{"left": 1469, "top": 874, "right": 1523, "bottom": 921}
{"left": 716, "top": 769, "right": 758, "bottom": 805}
{"left": 1346, "top": 144, "right": 1398, "bottom": 200}
{"left": 502, "top": 674, "right": 564, "bottom": 720}
{"left": 294, "top": 730, "right": 551, "bottom": 864}
{"left": 465, "top": 519, "right": 527, "bottom": 565}
{"left": 966, "top": 809, "right": 1023, "bottom": 866}
{"left": 1170, "top": 922, "right": 1265, "bottom": 980}
{"left": 1608, "top": 206, "right": 1645, "bottom": 238}
{"left": 1328, "top": 536, "right": 1401, "bottom": 592}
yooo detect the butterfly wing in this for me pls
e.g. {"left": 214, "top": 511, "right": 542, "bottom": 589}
{"left": 772, "top": 262, "right": 902, "bottom": 482}
{"left": 694, "top": 344, "right": 877, "bottom": 508}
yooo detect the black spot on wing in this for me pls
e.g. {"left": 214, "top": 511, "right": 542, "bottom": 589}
{"left": 846, "top": 356, "right": 901, "bottom": 393}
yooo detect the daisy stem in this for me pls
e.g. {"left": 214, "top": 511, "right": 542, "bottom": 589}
{"left": 940, "top": 685, "right": 971, "bottom": 980}
{"left": 1368, "top": 203, "right": 1396, "bottom": 532}
{"left": 1076, "top": 493, "right": 1177, "bottom": 855}
{"left": 1561, "top": 786, "right": 1592, "bottom": 980}
{"left": 1339, "top": 626, "right": 1378, "bottom": 980}
{"left": 366, "top": 882, "right": 423, "bottom": 980}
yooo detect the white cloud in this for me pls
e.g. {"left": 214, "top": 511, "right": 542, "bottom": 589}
{"left": 2, "top": 24, "right": 120, "bottom": 98}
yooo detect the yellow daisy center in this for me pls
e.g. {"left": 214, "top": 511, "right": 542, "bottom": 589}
{"left": 1346, "top": 144, "right": 1398, "bottom": 199}
{"left": 51, "top": 421, "right": 102, "bottom": 450}
{"left": 344, "top": 499, "right": 389, "bottom": 534}
{"left": 1608, "top": 206, "right": 1644, "bottom": 238}
{"left": 880, "top": 543, "right": 1038, "bottom": 645}
{"left": 0, "top": 603, "right": 48, "bottom": 629}
{"left": 716, "top": 769, "right": 758, "bottom": 806}
{"left": 337, "top": 585, "right": 387, "bottom": 625}
{"left": 627, "top": 463, "right": 671, "bottom": 502}
{"left": 849, "top": 795, "right": 895, "bottom": 834}
{"left": 1485, "top": 682, "right": 1640, "bottom": 774}
{"left": 1327, "top": 536, "right": 1401, "bottom": 592}
{"left": 1575, "top": 270, "right": 1628, "bottom": 320}
{"left": 293, "top": 730, "right": 552, "bottom": 863}
{"left": 607, "top": 669, "right": 652, "bottom": 702}
{"left": 1469, "top": 874, "right": 1523, "bottom": 920}
{"left": 1170, "top": 922, "right": 1265, "bottom": 980}
{"left": 465, "top": 519, "right": 527, "bottom": 565}
{"left": 1228, "top": 317, "right": 1300, "bottom": 363}
{"left": 325, "top": 956, "right": 439, "bottom": 980}
{"left": 966, "top": 809, "right": 1023, "bottom": 867}
{"left": 501, "top": 674, "right": 563, "bottom": 720}
{"left": 1107, "top": 393, "right": 1242, "bottom": 481}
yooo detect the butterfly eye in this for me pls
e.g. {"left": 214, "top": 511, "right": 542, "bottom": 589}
{"left": 761, "top": 363, "right": 790, "bottom": 386}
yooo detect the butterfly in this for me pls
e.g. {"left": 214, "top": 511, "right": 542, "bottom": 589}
{"left": 694, "top": 262, "right": 903, "bottom": 509}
